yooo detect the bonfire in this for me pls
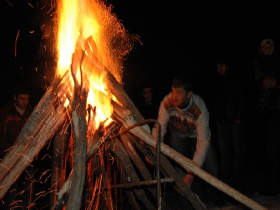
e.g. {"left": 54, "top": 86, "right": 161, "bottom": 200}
{"left": 0, "top": 0, "right": 268, "bottom": 209}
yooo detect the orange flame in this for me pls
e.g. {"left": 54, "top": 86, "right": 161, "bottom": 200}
{"left": 55, "top": 0, "right": 136, "bottom": 209}
{"left": 56, "top": 0, "right": 130, "bottom": 127}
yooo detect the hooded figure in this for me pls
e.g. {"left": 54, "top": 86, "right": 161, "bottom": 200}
{"left": 255, "top": 38, "right": 280, "bottom": 113}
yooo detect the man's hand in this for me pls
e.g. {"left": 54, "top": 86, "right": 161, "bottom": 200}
{"left": 182, "top": 172, "right": 194, "bottom": 188}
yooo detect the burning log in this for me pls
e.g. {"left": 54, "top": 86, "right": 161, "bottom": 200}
{"left": 54, "top": 122, "right": 117, "bottom": 209}
{"left": 65, "top": 54, "right": 89, "bottom": 210}
{"left": 83, "top": 37, "right": 149, "bottom": 133}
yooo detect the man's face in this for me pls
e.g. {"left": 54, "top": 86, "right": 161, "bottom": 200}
{"left": 217, "top": 64, "right": 227, "bottom": 75}
{"left": 263, "top": 43, "right": 274, "bottom": 55}
{"left": 142, "top": 87, "right": 153, "bottom": 104}
{"left": 171, "top": 87, "right": 192, "bottom": 108}
{"left": 14, "top": 94, "right": 29, "bottom": 109}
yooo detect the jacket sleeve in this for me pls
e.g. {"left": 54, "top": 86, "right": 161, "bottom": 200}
{"left": 152, "top": 100, "right": 169, "bottom": 140}
{"left": 192, "top": 107, "right": 211, "bottom": 167}
{"left": 0, "top": 107, "right": 8, "bottom": 158}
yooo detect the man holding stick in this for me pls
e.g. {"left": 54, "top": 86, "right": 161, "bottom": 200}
{"left": 153, "top": 74, "right": 223, "bottom": 209}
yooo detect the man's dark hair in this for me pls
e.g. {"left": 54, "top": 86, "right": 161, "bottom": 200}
{"left": 172, "top": 75, "right": 194, "bottom": 93}
{"left": 13, "top": 86, "right": 30, "bottom": 97}
{"left": 141, "top": 82, "right": 153, "bottom": 92}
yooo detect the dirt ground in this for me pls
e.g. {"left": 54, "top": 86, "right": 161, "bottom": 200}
{"left": 162, "top": 182, "right": 280, "bottom": 210}
{"left": 207, "top": 195, "right": 280, "bottom": 210}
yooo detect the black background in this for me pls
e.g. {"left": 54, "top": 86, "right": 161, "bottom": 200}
{"left": 0, "top": 1, "right": 279, "bottom": 205}
{"left": 1, "top": 1, "right": 280, "bottom": 105}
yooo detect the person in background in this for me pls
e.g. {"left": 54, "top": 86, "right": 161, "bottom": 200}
{"left": 0, "top": 86, "right": 34, "bottom": 209}
{"left": 153, "top": 73, "right": 223, "bottom": 209}
{"left": 138, "top": 83, "right": 160, "bottom": 130}
{"left": 254, "top": 39, "right": 280, "bottom": 196}
{"left": 255, "top": 39, "right": 280, "bottom": 113}
{"left": 213, "top": 58, "right": 247, "bottom": 192}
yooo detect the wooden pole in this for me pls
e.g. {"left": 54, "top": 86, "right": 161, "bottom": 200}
{"left": 65, "top": 52, "right": 88, "bottom": 210}
{"left": 49, "top": 121, "right": 70, "bottom": 210}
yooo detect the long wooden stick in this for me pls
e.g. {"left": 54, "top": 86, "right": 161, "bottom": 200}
{"left": 108, "top": 178, "right": 174, "bottom": 189}
{"left": 65, "top": 52, "right": 88, "bottom": 210}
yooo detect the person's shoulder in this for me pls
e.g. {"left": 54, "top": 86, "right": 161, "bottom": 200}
{"left": 0, "top": 102, "right": 14, "bottom": 118}
{"left": 192, "top": 94, "right": 208, "bottom": 110}
{"left": 192, "top": 93, "right": 206, "bottom": 103}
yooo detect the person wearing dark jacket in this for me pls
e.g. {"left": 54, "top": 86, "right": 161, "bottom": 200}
{"left": 0, "top": 87, "right": 34, "bottom": 209}
{"left": 137, "top": 84, "right": 160, "bottom": 130}
{"left": 255, "top": 39, "right": 280, "bottom": 196}
{"left": 255, "top": 39, "right": 280, "bottom": 114}
{"left": 214, "top": 59, "right": 246, "bottom": 191}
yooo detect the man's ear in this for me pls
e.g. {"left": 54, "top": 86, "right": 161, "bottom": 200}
{"left": 13, "top": 95, "right": 17, "bottom": 102}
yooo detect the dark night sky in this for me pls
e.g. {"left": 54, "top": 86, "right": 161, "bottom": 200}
{"left": 1, "top": 1, "right": 280, "bottom": 105}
